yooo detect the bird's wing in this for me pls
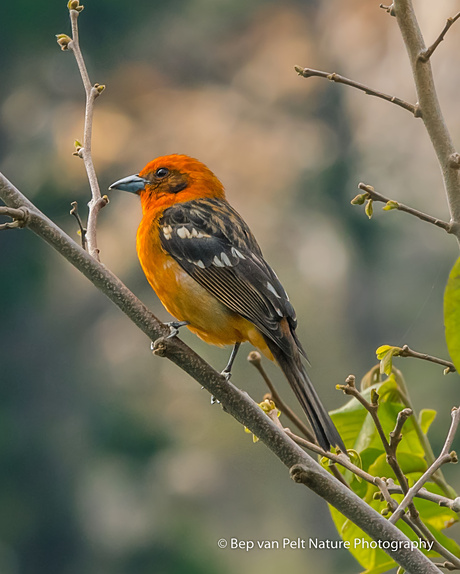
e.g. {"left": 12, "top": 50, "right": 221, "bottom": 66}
{"left": 159, "top": 198, "right": 305, "bottom": 357}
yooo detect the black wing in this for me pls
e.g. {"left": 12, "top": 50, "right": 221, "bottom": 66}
{"left": 159, "top": 198, "right": 305, "bottom": 358}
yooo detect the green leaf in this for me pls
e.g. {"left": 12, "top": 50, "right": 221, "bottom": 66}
{"left": 368, "top": 452, "right": 427, "bottom": 479}
{"left": 365, "top": 199, "right": 374, "bottom": 219}
{"left": 328, "top": 368, "right": 458, "bottom": 571}
{"left": 419, "top": 409, "right": 436, "bottom": 435}
{"left": 444, "top": 256, "right": 460, "bottom": 371}
{"left": 376, "top": 345, "right": 401, "bottom": 376}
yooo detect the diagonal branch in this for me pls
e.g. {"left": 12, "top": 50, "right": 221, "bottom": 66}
{"left": 0, "top": 171, "right": 442, "bottom": 574}
{"left": 294, "top": 66, "right": 421, "bottom": 117}
{"left": 419, "top": 12, "right": 460, "bottom": 62}
{"left": 390, "top": 407, "right": 460, "bottom": 524}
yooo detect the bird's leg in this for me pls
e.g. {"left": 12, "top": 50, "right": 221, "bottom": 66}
{"left": 220, "top": 342, "right": 241, "bottom": 381}
{"left": 210, "top": 343, "right": 241, "bottom": 405}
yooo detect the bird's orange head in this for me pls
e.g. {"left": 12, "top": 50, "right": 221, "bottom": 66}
{"left": 109, "top": 154, "right": 226, "bottom": 213}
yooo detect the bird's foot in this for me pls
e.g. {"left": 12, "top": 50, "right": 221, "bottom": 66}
{"left": 165, "top": 320, "right": 190, "bottom": 339}
{"left": 220, "top": 369, "right": 232, "bottom": 381}
{"left": 211, "top": 395, "right": 221, "bottom": 405}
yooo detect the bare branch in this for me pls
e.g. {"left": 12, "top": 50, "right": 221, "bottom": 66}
{"left": 247, "top": 351, "right": 316, "bottom": 443}
{"left": 391, "top": 368, "right": 456, "bottom": 499}
{"left": 419, "top": 12, "right": 460, "bottom": 62}
{"left": 356, "top": 182, "right": 457, "bottom": 234}
{"left": 386, "top": 479, "right": 460, "bottom": 513}
{"left": 294, "top": 66, "right": 421, "bottom": 117}
{"left": 61, "top": 4, "right": 107, "bottom": 260}
{"left": 389, "top": 408, "right": 413, "bottom": 452}
{"left": 390, "top": 407, "right": 460, "bottom": 524}
{"left": 0, "top": 172, "right": 443, "bottom": 574}
{"left": 337, "top": 376, "right": 419, "bottom": 519}
{"left": 398, "top": 344, "right": 456, "bottom": 374}
{"left": 394, "top": 0, "right": 460, "bottom": 241}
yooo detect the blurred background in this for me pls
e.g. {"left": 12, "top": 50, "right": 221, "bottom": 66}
{"left": 1, "top": 0, "right": 460, "bottom": 572}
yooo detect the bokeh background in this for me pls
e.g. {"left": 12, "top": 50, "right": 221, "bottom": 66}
{"left": 1, "top": 1, "right": 460, "bottom": 573}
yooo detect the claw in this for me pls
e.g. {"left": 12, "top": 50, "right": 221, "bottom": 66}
{"left": 165, "top": 320, "right": 189, "bottom": 339}
{"left": 220, "top": 369, "right": 232, "bottom": 381}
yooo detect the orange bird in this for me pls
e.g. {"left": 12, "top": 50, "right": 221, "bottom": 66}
{"left": 109, "top": 154, "right": 345, "bottom": 453}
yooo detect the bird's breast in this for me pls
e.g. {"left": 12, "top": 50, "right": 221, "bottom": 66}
{"left": 136, "top": 214, "right": 266, "bottom": 350}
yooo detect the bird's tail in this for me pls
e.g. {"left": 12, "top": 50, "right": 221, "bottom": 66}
{"left": 263, "top": 336, "right": 346, "bottom": 454}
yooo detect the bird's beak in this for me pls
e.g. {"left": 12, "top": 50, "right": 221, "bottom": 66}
{"left": 108, "top": 174, "right": 149, "bottom": 194}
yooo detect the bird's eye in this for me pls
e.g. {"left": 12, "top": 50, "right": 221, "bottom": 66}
{"left": 155, "top": 167, "right": 169, "bottom": 178}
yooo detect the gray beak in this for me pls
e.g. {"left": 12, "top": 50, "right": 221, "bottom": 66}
{"left": 108, "top": 174, "right": 148, "bottom": 194}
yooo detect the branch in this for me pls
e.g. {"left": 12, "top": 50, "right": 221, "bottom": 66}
{"left": 294, "top": 66, "right": 421, "bottom": 117}
{"left": 394, "top": 0, "right": 460, "bottom": 241}
{"left": 0, "top": 173, "right": 443, "bottom": 574}
{"left": 57, "top": 1, "right": 107, "bottom": 260}
{"left": 70, "top": 201, "right": 87, "bottom": 250}
{"left": 337, "top": 376, "right": 419, "bottom": 519}
{"left": 391, "top": 368, "right": 456, "bottom": 499}
{"left": 398, "top": 345, "right": 456, "bottom": 374}
{"left": 419, "top": 12, "right": 460, "bottom": 62}
{"left": 355, "top": 182, "right": 456, "bottom": 234}
{"left": 0, "top": 206, "right": 30, "bottom": 230}
{"left": 247, "top": 351, "right": 316, "bottom": 444}
{"left": 288, "top": 429, "right": 460, "bottom": 516}
{"left": 390, "top": 407, "right": 460, "bottom": 524}
{"left": 386, "top": 479, "right": 460, "bottom": 513}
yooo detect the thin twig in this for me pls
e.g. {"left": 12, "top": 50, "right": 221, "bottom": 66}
{"left": 435, "top": 562, "right": 459, "bottom": 571}
{"left": 379, "top": 4, "right": 396, "bottom": 17}
{"left": 419, "top": 12, "right": 460, "bottom": 62}
{"left": 295, "top": 66, "right": 421, "bottom": 117}
{"left": 413, "top": 515, "right": 460, "bottom": 569}
{"left": 390, "top": 407, "right": 460, "bottom": 524}
{"left": 386, "top": 479, "right": 460, "bottom": 512}
{"left": 70, "top": 201, "right": 87, "bottom": 250}
{"left": 398, "top": 345, "right": 456, "bottom": 374}
{"left": 247, "top": 351, "right": 316, "bottom": 444}
{"left": 391, "top": 368, "right": 456, "bottom": 499}
{"left": 389, "top": 408, "right": 413, "bottom": 452}
{"left": 290, "top": 427, "right": 460, "bottom": 513}
{"left": 356, "top": 182, "right": 455, "bottom": 233}
{"left": 62, "top": 3, "right": 107, "bottom": 260}
{"left": 337, "top": 376, "right": 419, "bottom": 519}
{"left": 0, "top": 206, "right": 30, "bottom": 230}
{"left": 375, "top": 477, "right": 428, "bottom": 541}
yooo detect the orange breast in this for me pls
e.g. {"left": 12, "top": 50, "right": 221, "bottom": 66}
{"left": 136, "top": 211, "right": 272, "bottom": 359}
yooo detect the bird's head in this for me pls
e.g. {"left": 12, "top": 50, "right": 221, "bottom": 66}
{"left": 109, "top": 154, "right": 226, "bottom": 211}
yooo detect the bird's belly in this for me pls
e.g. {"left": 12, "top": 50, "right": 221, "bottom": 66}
{"left": 140, "top": 251, "right": 253, "bottom": 347}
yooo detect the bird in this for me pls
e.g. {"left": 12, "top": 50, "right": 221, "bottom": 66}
{"left": 109, "top": 154, "right": 346, "bottom": 453}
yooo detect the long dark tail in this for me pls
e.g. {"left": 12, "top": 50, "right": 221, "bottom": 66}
{"left": 263, "top": 336, "right": 346, "bottom": 454}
